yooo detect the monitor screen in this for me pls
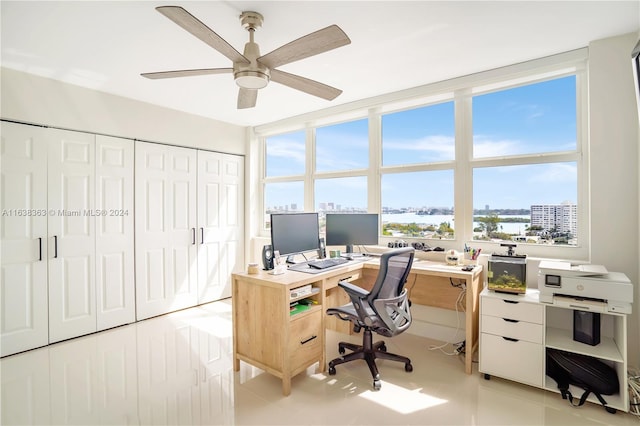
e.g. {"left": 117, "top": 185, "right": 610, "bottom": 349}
{"left": 270, "top": 213, "right": 320, "bottom": 260}
{"left": 325, "top": 213, "right": 379, "bottom": 253}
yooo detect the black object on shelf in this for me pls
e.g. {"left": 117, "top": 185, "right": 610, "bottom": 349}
{"left": 573, "top": 310, "right": 601, "bottom": 346}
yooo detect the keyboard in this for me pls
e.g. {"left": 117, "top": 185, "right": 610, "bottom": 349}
{"left": 308, "top": 257, "right": 349, "bottom": 270}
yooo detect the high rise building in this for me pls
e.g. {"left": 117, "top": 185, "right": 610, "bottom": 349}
{"left": 530, "top": 202, "right": 577, "bottom": 238}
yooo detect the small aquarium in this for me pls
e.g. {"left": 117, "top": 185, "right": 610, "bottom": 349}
{"left": 488, "top": 254, "right": 527, "bottom": 294}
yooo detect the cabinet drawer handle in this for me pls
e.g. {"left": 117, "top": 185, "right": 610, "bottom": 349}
{"left": 192, "top": 228, "right": 196, "bottom": 245}
{"left": 300, "top": 335, "right": 317, "bottom": 345}
{"left": 200, "top": 227, "right": 204, "bottom": 244}
{"left": 38, "top": 237, "right": 43, "bottom": 261}
{"left": 503, "top": 318, "right": 519, "bottom": 323}
{"left": 53, "top": 235, "right": 58, "bottom": 258}
{"left": 503, "top": 300, "right": 519, "bottom": 304}
{"left": 502, "top": 336, "right": 519, "bottom": 342}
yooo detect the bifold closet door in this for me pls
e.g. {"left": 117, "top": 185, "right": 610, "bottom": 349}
{"left": 135, "top": 142, "right": 197, "bottom": 320}
{"left": 47, "top": 129, "right": 97, "bottom": 343}
{"left": 95, "top": 135, "right": 135, "bottom": 330}
{"left": 0, "top": 122, "right": 49, "bottom": 357}
{"left": 196, "top": 151, "right": 244, "bottom": 303}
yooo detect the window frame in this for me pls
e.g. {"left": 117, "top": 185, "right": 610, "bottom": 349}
{"left": 255, "top": 49, "right": 589, "bottom": 260}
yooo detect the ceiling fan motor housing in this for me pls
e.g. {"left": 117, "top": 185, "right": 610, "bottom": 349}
{"left": 235, "top": 11, "right": 269, "bottom": 89}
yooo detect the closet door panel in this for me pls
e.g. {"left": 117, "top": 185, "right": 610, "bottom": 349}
{"left": 135, "top": 142, "right": 197, "bottom": 320}
{"left": 95, "top": 135, "right": 134, "bottom": 330}
{"left": 0, "top": 122, "right": 49, "bottom": 357}
{"left": 197, "top": 151, "right": 244, "bottom": 303}
{"left": 220, "top": 154, "right": 244, "bottom": 299}
{"left": 48, "top": 129, "right": 96, "bottom": 343}
{"left": 197, "top": 151, "right": 222, "bottom": 303}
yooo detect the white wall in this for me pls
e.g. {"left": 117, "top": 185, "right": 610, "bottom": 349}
{"left": 588, "top": 32, "right": 639, "bottom": 365}
{"left": 0, "top": 67, "right": 246, "bottom": 154}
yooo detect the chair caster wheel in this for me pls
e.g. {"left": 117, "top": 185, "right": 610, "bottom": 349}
{"left": 405, "top": 363, "right": 413, "bottom": 372}
{"left": 328, "top": 364, "right": 336, "bottom": 375}
{"left": 339, "top": 347, "right": 346, "bottom": 355}
{"left": 605, "top": 407, "right": 616, "bottom": 414}
{"left": 373, "top": 380, "right": 381, "bottom": 391}
{"left": 379, "top": 344, "right": 387, "bottom": 352}
{"left": 484, "top": 374, "right": 491, "bottom": 380}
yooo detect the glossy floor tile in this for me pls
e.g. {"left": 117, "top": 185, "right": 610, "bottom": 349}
{"left": 1, "top": 299, "right": 637, "bottom": 425}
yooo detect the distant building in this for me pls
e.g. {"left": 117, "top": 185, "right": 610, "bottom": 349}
{"left": 530, "top": 202, "right": 577, "bottom": 237}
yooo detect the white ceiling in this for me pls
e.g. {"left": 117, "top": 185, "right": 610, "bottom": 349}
{"left": 2, "top": 1, "right": 639, "bottom": 127}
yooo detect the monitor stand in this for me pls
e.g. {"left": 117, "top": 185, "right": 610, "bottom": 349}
{"left": 286, "top": 255, "right": 298, "bottom": 264}
{"left": 344, "top": 245, "right": 364, "bottom": 258}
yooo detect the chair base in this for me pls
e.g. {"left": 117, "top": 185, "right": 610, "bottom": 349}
{"left": 327, "top": 329, "right": 413, "bottom": 390}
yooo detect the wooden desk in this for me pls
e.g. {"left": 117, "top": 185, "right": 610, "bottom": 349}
{"left": 231, "top": 258, "right": 483, "bottom": 395}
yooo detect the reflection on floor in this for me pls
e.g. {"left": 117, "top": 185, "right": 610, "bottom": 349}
{"left": 1, "top": 299, "right": 637, "bottom": 425}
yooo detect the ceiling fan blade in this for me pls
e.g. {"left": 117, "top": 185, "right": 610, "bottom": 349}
{"left": 270, "top": 69, "right": 342, "bottom": 101}
{"left": 258, "top": 25, "right": 350, "bottom": 69}
{"left": 238, "top": 88, "right": 258, "bottom": 109}
{"left": 141, "top": 68, "right": 233, "bottom": 80}
{"left": 156, "top": 6, "right": 249, "bottom": 64}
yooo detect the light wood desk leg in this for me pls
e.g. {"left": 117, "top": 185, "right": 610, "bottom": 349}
{"left": 282, "top": 377, "right": 291, "bottom": 396}
{"left": 464, "top": 272, "right": 481, "bottom": 374}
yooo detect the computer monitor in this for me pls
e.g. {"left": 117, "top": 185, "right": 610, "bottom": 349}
{"left": 325, "top": 213, "right": 379, "bottom": 253}
{"left": 270, "top": 212, "right": 320, "bottom": 263}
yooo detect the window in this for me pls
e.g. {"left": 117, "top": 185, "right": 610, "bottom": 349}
{"left": 381, "top": 171, "right": 454, "bottom": 239}
{"left": 257, "top": 50, "right": 586, "bottom": 255}
{"left": 265, "top": 131, "right": 305, "bottom": 177}
{"left": 316, "top": 119, "right": 368, "bottom": 172}
{"left": 473, "top": 77, "right": 577, "bottom": 158}
{"left": 382, "top": 102, "right": 455, "bottom": 166}
{"left": 265, "top": 182, "right": 304, "bottom": 215}
{"left": 471, "top": 76, "right": 579, "bottom": 246}
{"left": 315, "top": 177, "right": 368, "bottom": 213}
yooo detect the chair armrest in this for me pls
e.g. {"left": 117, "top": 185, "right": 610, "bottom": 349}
{"left": 338, "top": 281, "right": 369, "bottom": 299}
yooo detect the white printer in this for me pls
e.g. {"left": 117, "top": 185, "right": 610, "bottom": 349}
{"left": 538, "top": 261, "right": 633, "bottom": 314}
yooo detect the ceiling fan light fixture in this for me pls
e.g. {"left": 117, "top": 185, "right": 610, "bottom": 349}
{"left": 235, "top": 71, "right": 269, "bottom": 89}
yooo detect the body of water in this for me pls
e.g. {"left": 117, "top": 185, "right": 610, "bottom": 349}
{"left": 381, "top": 213, "right": 528, "bottom": 235}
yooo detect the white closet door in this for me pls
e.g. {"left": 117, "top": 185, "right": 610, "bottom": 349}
{"left": 0, "top": 122, "right": 49, "bottom": 357}
{"left": 48, "top": 129, "right": 96, "bottom": 343}
{"left": 135, "top": 142, "right": 197, "bottom": 320}
{"left": 95, "top": 135, "right": 134, "bottom": 330}
{"left": 219, "top": 153, "right": 244, "bottom": 299}
{"left": 197, "top": 151, "right": 244, "bottom": 303}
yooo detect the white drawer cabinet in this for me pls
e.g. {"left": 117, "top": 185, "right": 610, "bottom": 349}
{"left": 479, "top": 287, "right": 630, "bottom": 413}
{"left": 480, "top": 289, "right": 544, "bottom": 387}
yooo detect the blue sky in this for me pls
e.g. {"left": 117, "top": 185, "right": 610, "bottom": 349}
{"left": 266, "top": 76, "right": 577, "bottom": 211}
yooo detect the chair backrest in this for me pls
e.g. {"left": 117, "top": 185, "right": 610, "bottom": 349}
{"left": 368, "top": 247, "right": 415, "bottom": 302}
{"left": 365, "top": 247, "right": 415, "bottom": 336}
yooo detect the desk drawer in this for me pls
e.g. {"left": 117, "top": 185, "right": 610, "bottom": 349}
{"left": 289, "top": 310, "right": 323, "bottom": 371}
{"left": 480, "top": 333, "right": 543, "bottom": 387}
{"left": 481, "top": 315, "right": 543, "bottom": 344}
{"left": 482, "top": 296, "right": 543, "bottom": 323}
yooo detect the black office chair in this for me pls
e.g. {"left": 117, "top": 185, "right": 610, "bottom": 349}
{"left": 326, "top": 247, "right": 415, "bottom": 390}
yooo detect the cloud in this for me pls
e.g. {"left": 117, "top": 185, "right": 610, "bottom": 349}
{"left": 383, "top": 134, "right": 454, "bottom": 161}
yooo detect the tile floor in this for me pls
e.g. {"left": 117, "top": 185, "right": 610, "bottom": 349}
{"left": 1, "top": 299, "right": 637, "bottom": 425}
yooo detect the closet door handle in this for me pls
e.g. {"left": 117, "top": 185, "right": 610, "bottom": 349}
{"left": 192, "top": 228, "right": 196, "bottom": 245}
{"left": 53, "top": 236, "right": 58, "bottom": 258}
{"left": 38, "top": 237, "right": 43, "bottom": 261}
{"left": 200, "top": 227, "right": 204, "bottom": 244}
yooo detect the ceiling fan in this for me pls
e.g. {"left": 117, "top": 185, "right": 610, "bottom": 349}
{"left": 141, "top": 6, "right": 351, "bottom": 109}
